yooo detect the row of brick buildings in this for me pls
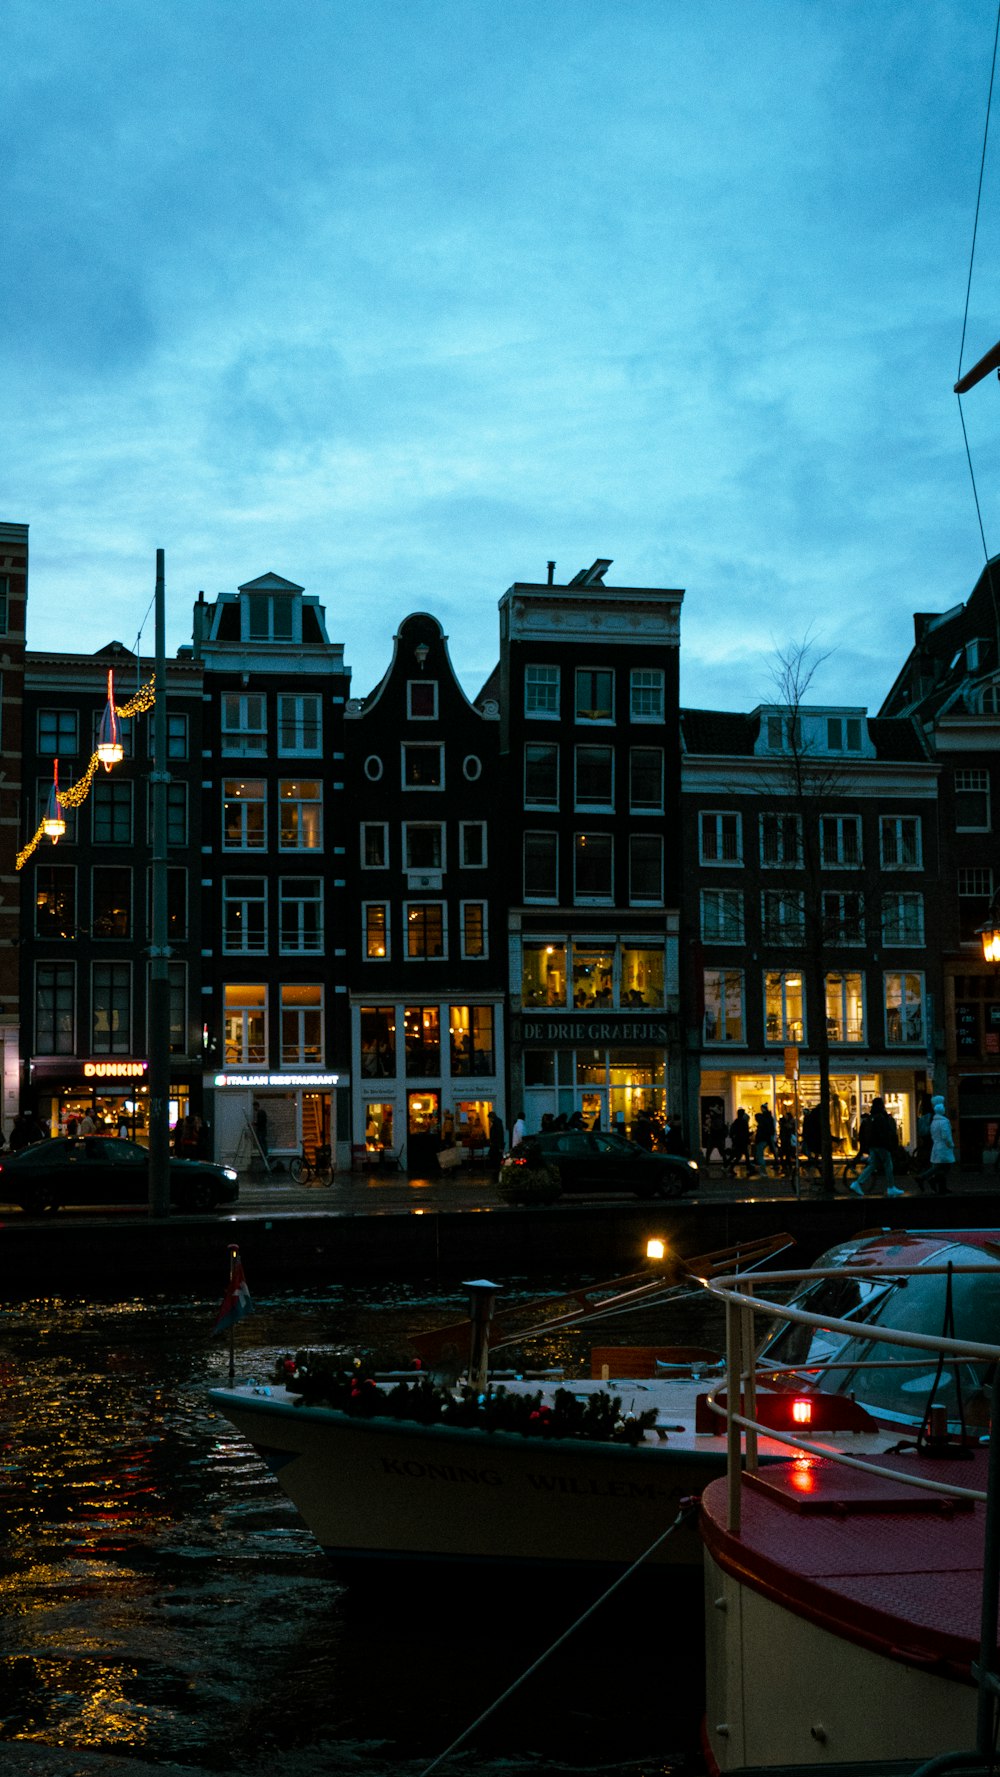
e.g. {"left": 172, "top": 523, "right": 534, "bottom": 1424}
{"left": 2, "top": 520, "right": 998, "bottom": 1169}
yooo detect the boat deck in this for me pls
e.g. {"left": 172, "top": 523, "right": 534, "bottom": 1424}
{"left": 701, "top": 1449, "right": 989, "bottom": 1676}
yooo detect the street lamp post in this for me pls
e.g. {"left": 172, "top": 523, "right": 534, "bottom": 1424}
{"left": 148, "top": 548, "right": 171, "bottom": 1217}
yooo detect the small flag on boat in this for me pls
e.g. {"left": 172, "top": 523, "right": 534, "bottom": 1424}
{"left": 213, "top": 1250, "right": 253, "bottom": 1335}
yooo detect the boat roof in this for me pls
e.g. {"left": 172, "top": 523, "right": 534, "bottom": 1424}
{"left": 821, "top": 1228, "right": 1000, "bottom": 1271}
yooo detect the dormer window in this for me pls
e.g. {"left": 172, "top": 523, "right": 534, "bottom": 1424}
{"left": 982, "top": 684, "right": 1000, "bottom": 716}
{"left": 765, "top": 715, "right": 802, "bottom": 751}
{"left": 827, "top": 715, "right": 862, "bottom": 752}
{"left": 242, "top": 591, "right": 296, "bottom": 642}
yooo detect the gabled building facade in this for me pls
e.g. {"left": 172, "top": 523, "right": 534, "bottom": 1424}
{"left": 499, "top": 561, "right": 683, "bottom": 1137}
{"left": 681, "top": 702, "right": 939, "bottom": 1157}
{"left": 344, "top": 612, "right": 504, "bottom": 1168}
{"left": 192, "top": 572, "right": 351, "bottom": 1168}
{"left": 880, "top": 560, "right": 1000, "bottom": 1162}
{"left": 20, "top": 641, "right": 204, "bottom": 1138}
{"left": 0, "top": 521, "right": 27, "bottom": 1128}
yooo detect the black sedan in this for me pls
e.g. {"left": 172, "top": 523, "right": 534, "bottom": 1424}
{"left": 510, "top": 1130, "right": 699, "bottom": 1199}
{"left": 0, "top": 1136, "right": 240, "bottom": 1215}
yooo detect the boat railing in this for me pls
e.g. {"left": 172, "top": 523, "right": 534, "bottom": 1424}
{"left": 704, "top": 1258, "right": 1000, "bottom": 1771}
{"left": 703, "top": 1260, "right": 1000, "bottom": 1528}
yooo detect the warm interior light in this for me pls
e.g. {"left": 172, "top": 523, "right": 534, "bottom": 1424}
{"left": 42, "top": 760, "right": 65, "bottom": 842}
{"left": 646, "top": 1238, "right": 666, "bottom": 1261}
{"left": 983, "top": 927, "right": 1000, "bottom": 964}
{"left": 791, "top": 1397, "right": 813, "bottom": 1425}
{"left": 96, "top": 669, "right": 124, "bottom": 769}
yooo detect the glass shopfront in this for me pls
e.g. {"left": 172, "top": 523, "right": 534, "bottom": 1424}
{"left": 700, "top": 1067, "right": 920, "bottom": 1154}
{"left": 523, "top": 940, "right": 665, "bottom": 1011}
{"left": 352, "top": 999, "right": 504, "bottom": 1171}
{"left": 524, "top": 1045, "right": 670, "bottom": 1137}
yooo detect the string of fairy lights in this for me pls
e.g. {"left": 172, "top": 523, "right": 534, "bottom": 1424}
{"left": 16, "top": 674, "right": 157, "bottom": 871}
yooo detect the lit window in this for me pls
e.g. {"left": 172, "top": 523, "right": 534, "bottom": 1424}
{"left": 363, "top": 903, "right": 389, "bottom": 960}
{"left": 279, "top": 780, "right": 322, "bottom": 850}
{"left": 405, "top": 902, "right": 446, "bottom": 959}
{"left": 884, "top": 972, "right": 924, "bottom": 1046}
{"left": 223, "top": 983, "right": 267, "bottom": 1064}
{"left": 826, "top": 972, "right": 864, "bottom": 1043}
{"left": 35, "top": 866, "right": 76, "bottom": 939}
{"left": 360, "top": 1006, "right": 396, "bottom": 1076}
{"left": 449, "top": 1005, "right": 495, "bottom": 1075}
{"left": 461, "top": 900, "right": 487, "bottom": 958}
{"left": 223, "top": 779, "right": 266, "bottom": 850}
{"left": 764, "top": 971, "right": 804, "bottom": 1044}
{"left": 704, "top": 969, "right": 743, "bottom": 1043}
{"left": 404, "top": 1006, "right": 441, "bottom": 1076}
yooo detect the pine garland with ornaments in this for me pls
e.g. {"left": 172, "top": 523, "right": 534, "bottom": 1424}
{"left": 274, "top": 1352, "right": 657, "bottom": 1446}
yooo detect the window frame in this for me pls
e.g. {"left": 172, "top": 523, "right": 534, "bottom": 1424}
{"left": 759, "top": 811, "right": 803, "bottom": 869}
{"left": 280, "top": 983, "right": 324, "bottom": 1066}
{"left": 401, "top": 742, "right": 445, "bottom": 791}
{"left": 38, "top": 709, "right": 78, "bottom": 757}
{"left": 460, "top": 899, "right": 488, "bottom": 959}
{"left": 884, "top": 970, "right": 926, "bottom": 1047}
{"left": 524, "top": 664, "right": 560, "bottom": 719}
{"left": 819, "top": 813, "right": 863, "bottom": 868}
{"left": 703, "top": 967, "right": 745, "bottom": 1045}
{"left": 361, "top": 822, "right": 389, "bottom": 869}
{"left": 91, "top": 960, "right": 132, "bottom": 1055}
{"left": 35, "top": 961, "right": 75, "bottom": 1054}
{"left": 459, "top": 821, "right": 487, "bottom": 869}
{"left": 573, "top": 831, "right": 614, "bottom": 905}
{"left": 407, "top": 680, "right": 438, "bottom": 720}
{"left": 523, "top": 830, "right": 559, "bottom": 903}
{"left": 700, "top": 887, "right": 744, "bottom": 944}
{"left": 574, "top": 744, "right": 615, "bottom": 811}
{"left": 221, "top": 691, "right": 267, "bottom": 757}
{"left": 574, "top": 666, "right": 615, "bottom": 725}
{"left": 35, "top": 863, "right": 77, "bottom": 940}
{"left": 403, "top": 900, "right": 447, "bottom": 961}
{"left": 955, "top": 767, "right": 991, "bottom": 833}
{"left": 222, "top": 778, "right": 267, "bottom": 851}
{"left": 629, "top": 667, "right": 665, "bottom": 722}
{"left": 278, "top": 876, "right": 324, "bottom": 955}
{"left": 763, "top": 969, "right": 806, "bottom": 1046}
{"left": 882, "top": 891, "right": 925, "bottom": 947}
{"left": 699, "top": 810, "right": 743, "bottom": 866}
{"left": 363, "top": 901, "right": 390, "bottom": 961}
{"left": 222, "top": 875, "right": 269, "bottom": 955}
{"left": 223, "top": 982, "right": 268, "bottom": 1065}
{"left": 629, "top": 833, "right": 664, "bottom": 906}
{"left": 524, "top": 741, "right": 559, "bottom": 808}
{"left": 879, "top": 814, "right": 923, "bottom": 870}
{"left": 403, "top": 821, "right": 445, "bottom": 873}
{"left": 761, "top": 887, "right": 806, "bottom": 944}
{"left": 825, "top": 970, "right": 865, "bottom": 1045}
{"left": 92, "top": 780, "right": 133, "bottom": 846}
{"left": 278, "top": 779, "right": 323, "bottom": 852}
{"left": 277, "top": 693, "right": 322, "bottom": 757}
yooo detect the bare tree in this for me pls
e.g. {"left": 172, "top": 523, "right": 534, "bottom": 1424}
{"left": 755, "top": 641, "right": 885, "bottom": 1194}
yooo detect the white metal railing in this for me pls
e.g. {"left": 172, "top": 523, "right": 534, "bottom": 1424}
{"left": 703, "top": 1261, "right": 1000, "bottom": 1532}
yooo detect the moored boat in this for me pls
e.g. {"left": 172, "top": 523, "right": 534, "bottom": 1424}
{"left": 209, "top": 1228, "right": 1000, "bottom": 1586}
{"left": 699, "top": 1244, "right": 1000, "bottom": 1774}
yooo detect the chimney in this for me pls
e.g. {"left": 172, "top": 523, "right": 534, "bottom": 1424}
{"left": 547, "top": 561, "right": 556, "bottom": 585}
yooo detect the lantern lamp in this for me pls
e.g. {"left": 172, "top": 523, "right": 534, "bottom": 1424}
{"left": 42, "top": 759, "right": 66, "bottom": 842}
{"left": 97, "top": 669, "right": 124, "bottom": 769}
{"left": 977, "top": 892, "right": 1000, "bottom": 964}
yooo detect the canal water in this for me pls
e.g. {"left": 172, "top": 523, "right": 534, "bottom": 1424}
{"left": 0, "top": 1275, "right": 720, "bottom": 1777}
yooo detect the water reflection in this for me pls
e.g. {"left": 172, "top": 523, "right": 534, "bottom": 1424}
{"left": 0, "top": 1283, "right": 710, "bottom": 1774}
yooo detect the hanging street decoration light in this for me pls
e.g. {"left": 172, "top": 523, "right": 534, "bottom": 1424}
{"left": 16, "top": 674, "right": 157, "bottom": 870}
{"left": 96, "top": 668, "right": 124, "bottom": 769}
{"left": 41, "top": 759, "right": 66, "bottom": 842}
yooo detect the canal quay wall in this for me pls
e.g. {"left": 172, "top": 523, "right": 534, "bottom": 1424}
{"left": 1, "top": 1180, "right": 998, "bottom": 1299}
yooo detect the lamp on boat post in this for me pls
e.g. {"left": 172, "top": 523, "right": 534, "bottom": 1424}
{"left": 464, "top": 1279, "right": 500, "bottom": 1394}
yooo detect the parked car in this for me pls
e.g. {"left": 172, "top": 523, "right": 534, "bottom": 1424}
{"left": 0, "top": 1136, "right": 239, "bottom": 1215}
{"left": 507, "top": 1129, "right": 699, "bottom": 1199}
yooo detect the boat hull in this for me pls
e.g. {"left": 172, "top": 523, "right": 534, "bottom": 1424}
{"left": 209, "top": 1384, "right": 721, "bottom": 1576}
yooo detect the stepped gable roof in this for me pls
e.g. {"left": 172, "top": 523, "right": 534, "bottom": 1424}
{"left": 681, "top": 708, "right": 759, "bottom": 755}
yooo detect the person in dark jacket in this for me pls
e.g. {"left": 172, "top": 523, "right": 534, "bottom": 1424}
{"left": 754, "top": 1104, "right": 776, "bottom": 1172}
{"left": 726, "top": 1108, "right": 755, "bottom": 1177}
{"left": 487, "top": 1111, "right": 505, "bottom": 1172}
{"left": 850, "top": 1097, "right": 902, "bottom": 1197}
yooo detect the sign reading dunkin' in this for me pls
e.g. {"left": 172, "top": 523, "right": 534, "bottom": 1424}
{"left": 30, "top": 1057, "right": 150, "bottom": 1083}
{"left": 515, "top": 1016, "right": 672, "bottom": 1044}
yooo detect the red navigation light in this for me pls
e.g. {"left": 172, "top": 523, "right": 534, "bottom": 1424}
{"left": 792, "top": 1398, "right": 813, "bottom": 1426}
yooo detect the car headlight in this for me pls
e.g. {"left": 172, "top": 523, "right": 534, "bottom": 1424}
{"left": 686, "top": 1159, "right": 699, "bottom": 1171}
{"left": 223, "top": 1168, "right": 238, "bottom": 1182}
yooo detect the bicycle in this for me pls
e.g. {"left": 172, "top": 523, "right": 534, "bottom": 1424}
{"left": 289, "top": 1147, "right": 333, "bottom": 1185}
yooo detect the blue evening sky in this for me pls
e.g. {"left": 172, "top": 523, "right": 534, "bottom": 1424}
{"left": 6, "top": 0, "right": 1000, "bottom": 711}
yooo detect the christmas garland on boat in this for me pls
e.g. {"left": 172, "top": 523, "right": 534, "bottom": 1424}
{"left": 274, "top": 1353, "right": 657, "bottom": 1447}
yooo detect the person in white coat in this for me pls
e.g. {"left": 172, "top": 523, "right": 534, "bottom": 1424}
{"left": 923, "top": 1095, "right": 956, "bottom": 1195}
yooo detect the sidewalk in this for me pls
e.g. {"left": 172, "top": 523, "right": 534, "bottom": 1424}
{"left": 233, "top": 1156, "right": 1000, "bottom": 1214}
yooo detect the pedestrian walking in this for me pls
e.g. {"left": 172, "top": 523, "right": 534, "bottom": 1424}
{"left": 754, "top": 1103, "right": 776, "bottom": 1173}
{"left": 726, "top": 1108, "right": 755, "bottom": 1176}
{"left": 487, "top": 1110, "right": 505, "bottom": 1174}
{"left": 922, "top": 1095, "right": 956, "bottom": 1195}
{"left": 850, "top": 1097, "right": 903, "bottom": 1197}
